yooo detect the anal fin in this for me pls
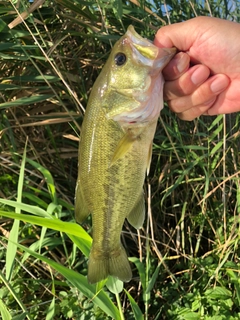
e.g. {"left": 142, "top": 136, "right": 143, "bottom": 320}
{"left": 127, "top": 192, "right": 145, "bottom": 229}
{"left": 147, "top": 142, "right": 153, "bottom": 176}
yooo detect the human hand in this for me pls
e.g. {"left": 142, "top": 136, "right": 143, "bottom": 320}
{"left": 154, "top": 16, "right": 240, "bottom": 120}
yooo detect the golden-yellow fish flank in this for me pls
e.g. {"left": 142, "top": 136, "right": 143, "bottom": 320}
{"left": 75, "top": 26, "right": 176, "bottom": 284}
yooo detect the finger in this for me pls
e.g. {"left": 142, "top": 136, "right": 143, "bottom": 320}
{"left": 177, "top": 99, "right": 216, "bottom": 121}
{"left": 163, "top": 52, "right": 190, "bottom": 80}
{"left": 164, "top": 64, "right": 210, "bottom": 100}
{"left": 167, "top": 74, "right": 230, "bottom": 114}
{"left": 206, "top": 79, "right": 240, "bottom": 115}
{"left": 154, "top": 18, "right": 199, "bottom": 50}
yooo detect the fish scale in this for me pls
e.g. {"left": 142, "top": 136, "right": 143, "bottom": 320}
{"left": 75, "top": 25, "right": 176, "bottom": 284}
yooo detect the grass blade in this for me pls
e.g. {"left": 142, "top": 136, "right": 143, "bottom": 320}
{"left": 124, "top": 289, "right": 144, "bottom": 320}
{"left": 13, "top": 242, "right": 121, "bottom": 320}
{"left": 0, "top": 299, "right": 11, "bottom": 320}
{"left": 0, "top": 210, "right": 92, "bottom": 257}
{"left": 5, "top": 143, "right": 27, "bottom": 280}
{"left": 0, "top": 270, "right": 30, "bottom": 319}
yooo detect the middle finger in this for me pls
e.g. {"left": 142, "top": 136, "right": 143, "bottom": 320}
{"left": 164, "top": 64, "right": 210, "bottom": 100}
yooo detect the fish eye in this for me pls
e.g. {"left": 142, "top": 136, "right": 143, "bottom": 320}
{"left": 114, "top": 52, "right": 127, "bottom": 66}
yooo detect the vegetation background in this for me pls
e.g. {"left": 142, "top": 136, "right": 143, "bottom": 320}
{"left": 0, "top": 0, "right": 240, "bottom": 319}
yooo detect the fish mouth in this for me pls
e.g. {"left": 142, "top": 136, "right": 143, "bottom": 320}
{"left": 126, "top": 25, "right": 176, "bottom": 69}
{"left": 107, "top": 26, "right": 176, "bottom": 124}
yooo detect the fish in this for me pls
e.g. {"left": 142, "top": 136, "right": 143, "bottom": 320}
{"left": 75, "top": 25, "right": 176, "bottom": 284}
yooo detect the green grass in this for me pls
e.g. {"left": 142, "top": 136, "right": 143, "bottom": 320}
{"left": 0, "top": 0, "right": 240, "bottom": 319}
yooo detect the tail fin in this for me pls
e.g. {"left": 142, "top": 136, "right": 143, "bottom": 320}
{"left": 87, "top": 246, "right": 132, "bottom": 284}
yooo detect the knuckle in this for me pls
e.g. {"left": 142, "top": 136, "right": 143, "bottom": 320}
{"left": 194, "top": 85, "right": 214, "bottom": 105}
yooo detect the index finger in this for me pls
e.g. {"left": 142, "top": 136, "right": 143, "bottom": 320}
{"left": 163, "top": 52, "right": 190, "bottom": 81}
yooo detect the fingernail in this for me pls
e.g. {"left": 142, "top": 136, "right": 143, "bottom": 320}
{"left": 210, "top": 76, "right": 229, "bottom": 93}
{"left": 191, "top": 67, "right": 209, "bottom": 85}
{"left": 176, "top": 53, "right": 189, "bottom": 73}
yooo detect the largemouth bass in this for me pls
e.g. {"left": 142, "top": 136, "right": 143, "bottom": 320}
{"left": 75, "top": 25, "right": 175, "bottom": 284}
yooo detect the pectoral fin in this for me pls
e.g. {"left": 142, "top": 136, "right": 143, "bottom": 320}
{"left": 127, "top": 192, "right": 145, "bottom": 229}
{"left": 75, "top": 180, "right": 90, "bottom": 223}
{"left": 111, "top": 132, "right": 135, "bottom": 164}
